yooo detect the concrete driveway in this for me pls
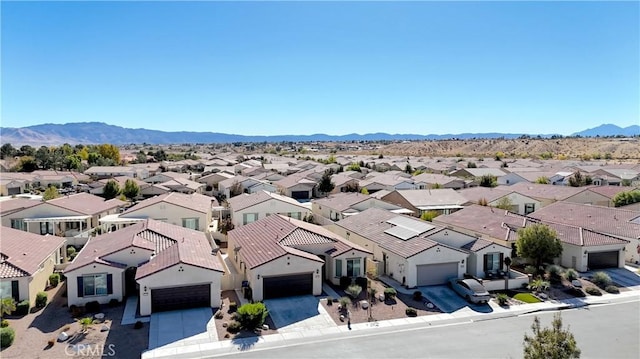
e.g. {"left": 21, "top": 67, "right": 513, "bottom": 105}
{"left": 419, "top": 285, "right": 493, "bottom": 314}
{"left": 264, "top": 295, "right": 336, "bottom": 333}
{"left": 148, "top": 307, "right": 215, "bottom": 349}
{"left": 585, "top": 267, "right": 640, "bottom": 289}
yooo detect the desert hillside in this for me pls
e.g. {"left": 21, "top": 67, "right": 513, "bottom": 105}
{"left": 374, "top": 137, "right": 640, "bottom": 160}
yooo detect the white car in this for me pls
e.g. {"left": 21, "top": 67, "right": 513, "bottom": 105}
{"left": 448, "top": 278, "right": 490, "bottom": 304}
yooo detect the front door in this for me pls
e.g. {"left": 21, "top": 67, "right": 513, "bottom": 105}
{"left": 124, "top": 267, "right": 137, "bottom": 297}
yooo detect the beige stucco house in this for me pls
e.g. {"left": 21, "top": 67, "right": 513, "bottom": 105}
{"left": 226, "top": 190, "right": 311, "bottom": 228}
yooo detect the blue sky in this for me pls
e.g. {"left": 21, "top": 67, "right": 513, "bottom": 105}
{"left": 2, "top": 1, "right": 638, "bottom": 136}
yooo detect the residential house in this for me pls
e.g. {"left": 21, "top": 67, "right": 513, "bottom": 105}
{"left": 326, "top": 208, "right": 469, "bottom": 287}
{"left": 359, "top": 173, "right": 416, "bottom": 194}
{"left": 311, "top": 192, "right": 413, "bottom": 222}
{"left": 89, "top": 176, "right": 149, "bottom": 199}
{"left": 226, "top": 190, "right": 311, "bottom": 227}
{"left": 412, "top": 173, "right": 467, "bottom": 190}
{"left": 0, "top": 227, "right": 66, "bottom": 306}
{"left": 449, "top": 167, "right": 507, "bottom": 180}
{"left": 0, "top": 178, "right": 30, "bottom": 196}
{"left": 378, "top": 189, "right": 467, "bottom": 217}
{"left": 85, "top": 166, "right": 146, "bottom": 180}
{"left": 274, "top": 173, "right": 318, "bottom": 201}
{"left": 457, "top": 187, "right": 542, "bottom": 215}
{"left": 329, "top": 173, "right": 360, "bottom": 194}
{"left": 218, "top": 175, "right": 277, "bottom": 200}
{"left": 64, "top": 219, "right": 224, "bottom": 315}
{"left": 227, "top": 214, "right": 371, "bottom": 301}
{"left": 506, "top": 182, "right": 590, "bottom": 207}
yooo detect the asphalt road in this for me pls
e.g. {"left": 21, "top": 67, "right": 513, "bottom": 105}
{"left": 208, "top": 299, "right": 640, "bottom": 359}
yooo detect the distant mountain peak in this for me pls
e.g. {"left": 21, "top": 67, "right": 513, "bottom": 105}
{"left": 572, "top": 124, "right": 639, "bottom": 137}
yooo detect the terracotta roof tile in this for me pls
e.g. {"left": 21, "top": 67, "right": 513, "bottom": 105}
{"left": 0, "top": 227, "right": 66, "bottom": 278}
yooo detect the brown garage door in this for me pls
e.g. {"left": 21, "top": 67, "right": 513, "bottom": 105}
{"left": 416, "top": 262, "right": 458, "bottom": 286}
{"left": 588, "top": 251, "right": 619, "bottom": 269}
{"left": 263, "top": 273, "right": 313, "bottom": 299}
{"left": 151, "top": 284, "right": 210, "bottom": 313}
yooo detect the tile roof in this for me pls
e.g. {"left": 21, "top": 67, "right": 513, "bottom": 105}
{"left": 433, "top": 205, "right": 526, "bottom": 242}
{"left": 586, "top": 186, "right": 633, "bottom": 199}
{"left": 461, "top": 238, "right": 497, "bottom": 252}
{"left": 227, "top": 191, "right": 307, "bottom": 212}
{"left": 535, "top": 220, "right": 629, "bottom": 247}
{"left": 312, "top": 193, "right": 370, "bottom": 212}
{"left": 506, "top": 182, "right": 587, "bottom": 201}
{"left": 527, "top": 202, "right": 640, "bottom": 240}
{"left": 47, "top": 193, "right": 126, "bottom": 215}
{"left": 0, "top": 198, "right": 41, "bottom": 215}
{"left": 123, "top": 192, "right": 214, "bottom": 216}
{"left": 386, "top": 189, "right": 467, "bottom": 207}
{"left": 457, "top": 187, "right": 513, "bottom": 203}
{"left": 0, "top": 227, "right": 66, "bottom": 278}
{"left": 334, "top": 208, "right": 464, "bottom": 258}
{"left": 228, "top": 215, "right": 368, "bottom": 269}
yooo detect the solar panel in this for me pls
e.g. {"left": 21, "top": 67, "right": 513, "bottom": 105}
{"left": 386, "top": 216, "right": 434, "bottom": 234}
{"left": 384, "top": 226, "right": 418, "bottom": 240}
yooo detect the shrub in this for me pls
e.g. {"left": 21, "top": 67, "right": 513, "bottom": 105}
{"left": 85, "top": 301, "right": 100, "bottom": 313}
{"left": 527, "top": 279, "right": 550, "bottom": 293}
{"left": 345, "top": 285, "right": 363, "bottom": 299}
{"left": 564, "top": 268, "right": 579, "bottom": 281}
{"left": 0, "top": 327, "right": 15, "bottom": 348}
{"left": 47, "top": 338, "right": 55, "bottom": 347}
{"left": 133, "top": 321, "right": 144, "bottom": 329}
{"left": 35, "top": 292, "right": 48, "bottom": 308}
{"left": 354, "top": 276, "right": 368, "bottom": 291}
{"left": 565, "top": 286, "right": 586, "bottom": 298}
{"left": 524, "top": 265, "right": 537, "bottom": 275}
{"left": 67, "top": 246, "right": 77, "bottom": 259}
{"left": 69, "top": 304, "right": 85, "bottom": 318}
{"left": 339, "top": 276, "right": 352, "bottom": 289}
{"left": 605, "top": 285, "right": 620, "bottom": 294}
{"left": 412, "top": 291, "right": 422, "bottom": 301}
{"left": 15, "top": 300, "right": 29, "bottom": 316}
{"left": 226, "top": 321, "right": 241, "bottom": 334}
{"left": 0, "top": 320, "right": 8, "bottom": 328}
{"left": 78, "top": 317, "right": 93, "bottom": 332}
{"left": 384, "top": 288, "right": 397, "bottom": 300}
{"left": 405, "top": 307, "right": 417, "bottom": 317}
{"left": 214, "top": 310, "right": 224, "bottom": 319}
{"left": 585, "top": 287, "right": 602, "bottom": 296}
{"left": 591, "top": 272, "right": 612, "bottom": 288}
{"left": 495, "top": 293, "right": 509, "bottom": 306}
{"left": 235, "top": 302, "right": 268, "bottom": 330}
{"left": 108, "top": 299, "right": 120, "bottom": 307}
{"left": 49, "top": 273, "right": 60, "bottom": 288}
{"left": 546, "top": 265, "right": 563, "bottom": 283}
{"left": 339, "top": 296, "right": 351, "bottom": 309}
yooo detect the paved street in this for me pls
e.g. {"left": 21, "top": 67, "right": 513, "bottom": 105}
{"left": 207, "top": 299, "right": 639, "bottom": 359}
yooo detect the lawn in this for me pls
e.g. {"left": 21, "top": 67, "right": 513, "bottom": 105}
{"left": 513, "top": 293, "right": 541, "bottom": 303}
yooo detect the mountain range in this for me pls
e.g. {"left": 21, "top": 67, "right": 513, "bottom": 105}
{"left": 0, "top": 122, "right": 637, "bottom": 146}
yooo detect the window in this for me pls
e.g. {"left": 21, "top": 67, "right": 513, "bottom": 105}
{"left": 524, "top": 203, "right": 535, "bottom": 215}
{"left": 484, "top": 253, "right": 503, "bottom": 273}
{"left": 10, "top": 219, "right": 26, "bottom": 231}
{"left": 335, "top": 259, "right": 342, "bottom": 277}
{"left": 82, "top": 274, "right": 108, "bottom": 296}
{"left": 40, "top": 222, "right": 53, "bottom": 235}
{"left": 347, "top": 258, "right": 361, "bottom": 277}
{"left": 242, "top": 213, "right": 258, "bottom": 225}
{"left": 182, "top": 218, "right": 199, "bottom": 230}
{"left": 0, "top": 281, "right": 12, "bottom": 299}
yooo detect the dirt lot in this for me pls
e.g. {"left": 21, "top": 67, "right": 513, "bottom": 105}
{"left": 1, "top": 282, "right": 148, "bottom": 359}
{"left": 321, "top": 279, "right": 442, "bottom": 325}
{"left": 212, "top": 290, "right": 278, "bottom": 341}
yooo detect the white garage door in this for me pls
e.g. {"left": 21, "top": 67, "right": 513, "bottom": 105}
{"left": 416, "top": 262, "right": 458, "bottom": 286}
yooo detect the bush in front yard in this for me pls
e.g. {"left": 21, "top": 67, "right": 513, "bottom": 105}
{"left": 235, "top": 302, "right": 268, "bottom": 330}
{"left": 412, "top": 291, "right": 422, "bottom": 301}
{"left": 545, "top": 265, "right": 563, "bottom": 283}
{"left": 564, "top": 268, "right": 579, "bottom": 281}
{"left": 605, "top": 285, "right": 620, "bottom": 294}
{"left": 15, "top": 300, "right": 29, "bottom": 316}
{"left": 524, "top": 265, "right": 537, "bottom": 275}
{"left": 495, "top": 293, "right": 509, "bottom": 306}
{"left": 339, "top": 296, "right": 351, "bottom": 309}
{"left": 564, "top": 286, "right": 585, "bottom": 298}
{"left": 85, "top": 301, "right": 100, "bottom": 313}
{"left": 35, "top": 292, "right": 48, "bottom": 308}
{"left": 585, "top": 287, "right": 602, "bottom": 296}
{"left": 383, "top": 288, "right": 397, "bottom": 301}
{"left": 226, "top": 321, "right": 241, "bottom": 334}
{"left": 345, "top": 285, "right": 362, "bottom": 299}
{"left": 1, "top": 319, "right": 9, "bottom": 328}
{"left": 339, "top": 276, "right": 352, "bottom": 289}
{"left": 405, "top": 307, "right": 417, "bottom": 317}
{"left": 49, "top": 273, "right": 60, "bottom": 288}
{"left": 0, "top": 327, "right": 15, "bottom": 348}
{"left": 591, "top": 272, "right": 612, "bottom": 288}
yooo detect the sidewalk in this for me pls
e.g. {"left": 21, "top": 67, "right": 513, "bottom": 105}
{"left": 141, "top": 288, "right": 639, "bottom": 359}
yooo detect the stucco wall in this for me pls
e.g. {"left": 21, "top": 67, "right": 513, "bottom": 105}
{"left": 565, "top": 191, "right": 611, "bottom": 207}
{"left": 250, "top": 255, "right": 322, "bottom": 301}
{"left": 137, "top": 264, "right": 223, "bottom": 316}
{"left": 469, "top": 245, "right": 512, "bottom": 278}
{"left": 121, "top": 202, "right": 209, "bottom": 231}
{"left": 232, "top": 199, "right": 309, "bottom": 227}
{"left": 102, "top": 248, "right": 154, "bottom": 268}
{"left": 65, "top": 263, "right": 124, "bottom": 307}
{"left": 28, "top": 253, "right": 58, "bottom": 305}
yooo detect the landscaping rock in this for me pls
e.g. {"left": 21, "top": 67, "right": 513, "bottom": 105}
{"left": 426, "top": 302, "right": 435, "bottom": 309}
{"left": 571, "top": 280, "right": 582, "bottom": 288}
{"left": 262, "top": 324, "right": 269, "bottom": 330}
{"left": 101, "top": 325, "right": 109, "bottom": 332}
{"left": 57, "top": 332, "right": 69, "bottom": 342}
{"left": 222, "top": 322, "right": 228, "bottom": 328}
{"left": 94, "top": 313, "right": 105, "bottom": 320}
{"left": 360, "top": 300, "right": 369, "bottom": 309}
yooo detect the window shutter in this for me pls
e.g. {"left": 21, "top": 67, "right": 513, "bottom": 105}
{"left": 11, "top": 280, "right": 19, "bottom": 302}
{"left": 77, "top": 276, "right": 84, "bottom": 297}
{"left": 107, "top": 274, "right": 113, "bottom": 295}
{"left": 483, "top": 254, "right": 489, "bottom": 272}
{"left": 499, "top": 253, "right": 504, "bottom": 270}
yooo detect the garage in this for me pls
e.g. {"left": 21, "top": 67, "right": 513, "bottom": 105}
{"left": 588, "top": 251, "right": 619, "bottom": 269}
{"left": 151, "top": 284, "right": 211, "bottom": 312}
{"left": 263, "top": 273, "right": 313, "bottom": 299}
{"left": 416, "top": 262, "right": 459, "bottom": 286}
{"left": 291, "top": 191, "right": 310, "bottom": 200}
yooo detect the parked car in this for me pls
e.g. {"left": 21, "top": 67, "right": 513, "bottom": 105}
{"left": 448, "top": 277, "right": 490, "bottom": 304}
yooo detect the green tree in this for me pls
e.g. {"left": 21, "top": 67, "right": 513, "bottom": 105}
{"left": 18, "top": 145, "right": 35, "bottom": 157}
{"left": 98, "top": 144, "right": 121, "bottom": 164}
{"left": 0, "top": 143, "right": 16, "bottom": 159}
{"left": 516, "top": 224, "right": 563, "bottom": 270}
{"left": 1, "top": 298, "right": 16, "bottom": 317}
{"left": 612, "top": 189, "right": 640, "bottom": 207}
{"left": 495, "top": 197, "right": 514, "bottom": 211}
{"left": 122, "top": 179, "right": 140, "bottom": 200}
{"left": 135, "top": 151, "right": 147, "bottom": 164}
{"left": 43, "top": 186, "right": 60, "bottom": 201}
{"left": 64, "top": 155, "right": 82, "bottom": 171}
{"left": 523, "top": 313, "right": 580, "bottom": 359}
{"left": 568, "top": 171, "right": 586, "bottom": 187}
{"left": 430, "top": 183, "right": 443, "bottom": 189}
{"left": 318, "top": 170, "right": 335, "bottom": 194}
{"left": 360, "top": 187, "right": 369, "bottom": 195}
{"left": 467, "top": 161, "right": 477, "bottom": 168}
{"left": 347, "top": 163, "right": 361, "bottom": 172}
{"left": 420, "top": 210, "right": 440, "bottom": 222}
{"left": 35, "top": 146, "right": 52, "bottom": 169}
{"left": 16, "top": 156, "right": 38, "bottom": 172}
{"left": 235, "top": 302, "right": 268, "bottom": 330}
{"left": 102, "top": 180, "right": 121, "bottom": 200}
{"left": 479, "top": 174, "right": 498, "bottom": 188}
{"left": 535, "top": 177, "right": 550, "bottom": 184}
